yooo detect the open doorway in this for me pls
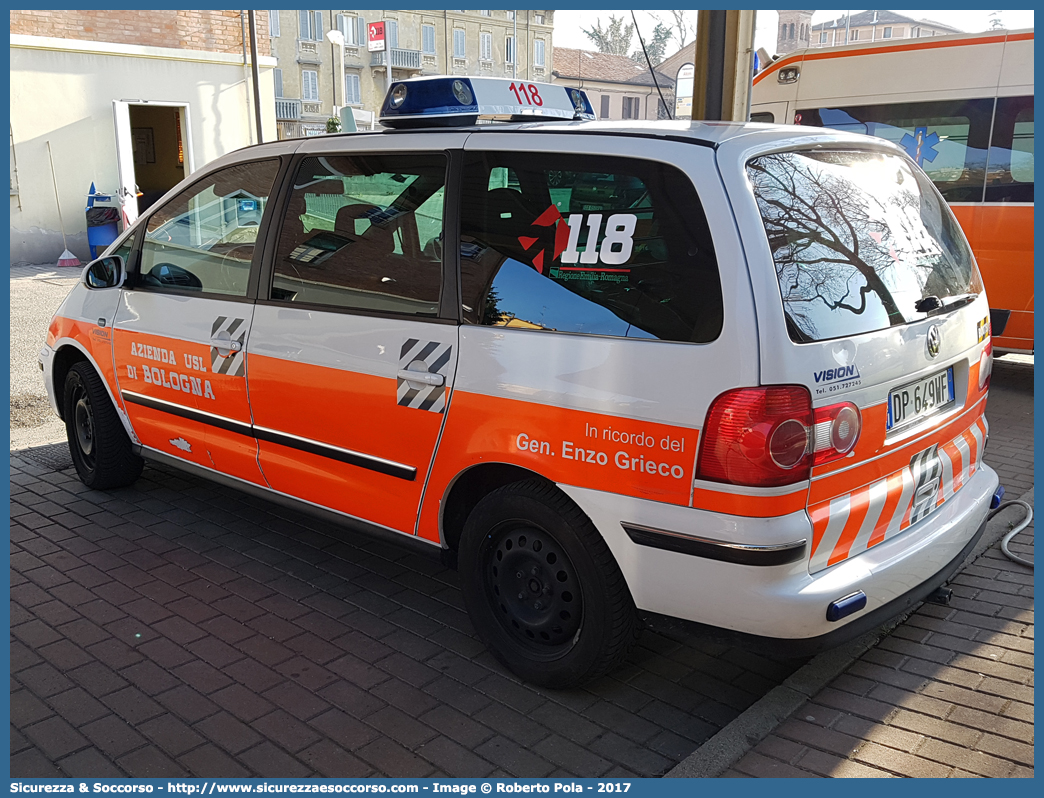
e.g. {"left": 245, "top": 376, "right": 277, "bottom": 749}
{"left": 113, "top": 101, "right": 192, "bottom": 226}
{"left": 128, "top": 105, "right": 186, "bottom": 214}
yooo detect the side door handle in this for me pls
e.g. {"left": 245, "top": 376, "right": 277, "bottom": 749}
{"left": 210, "top": 331, "right": 243, "bottom": 357}
{"left": 397, "top": 368, "right": 445, "bottom": 387}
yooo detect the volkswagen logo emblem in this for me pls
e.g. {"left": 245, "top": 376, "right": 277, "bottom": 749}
{"left": 926, "top": 324, "right": 941, "bottom": 358}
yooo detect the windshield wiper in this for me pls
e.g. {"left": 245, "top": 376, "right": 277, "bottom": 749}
{"left": 915, "top": 294, "right": 978, "bottom": 317}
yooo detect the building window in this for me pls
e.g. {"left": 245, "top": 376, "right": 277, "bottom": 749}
{"left": 505, "top": 36, "right": 514, "bottom": 63}
{"left": 386, "top": 20, "right": 399, "bottom": 49}
{"left": 789, "top": 23, "right": 794, "bottom": 39}
{"left": 480, "top": 32, "right": 492, "bottom": 61}
{"left": 269, "top": 11, "right": 280, "bottom": 37}
{"left": 883, "top": 26, "right": 892, "bottom": 38}
{"left": 819, "top": 31, "right": 828, "bottom": 43}
{"left": 912, "top": 26, "right": 920, "bottom": 38}
{"left": 299, "top": 10, "right": 323, "bottom": 41}
{"left": 345, "top": 72, "right": 361, "bottom": 105}
{"left": 302, "top": 69, "right": 319, "bottom": 101}
{"left": 534, "top": 39, "right": 545, "bottom": 67}
{"left": 480, "top": 10, "right": 491, "bottom": 16}
{"left": 273, "top": 67, "right": 283, "bottom": 98}
{"left": 507, "top": 11, "right": 515, "bottom": 21}
{"left": 422, "top": 24, "right": 436, "bottom": 54}
{"left": 600, "top": 95, "right": 610, "bottom": 119}
{"left": 454, "top": 29, "right": 466, "bottom": 58}
{"left": 850, "top": 29, "right": 859, "bottom": 41}
{"left": 534, "top": 14, "right": 545, "bottom": 25}
{"left": 622, "top": 96, "right": 640, "bottom": 119}
{"left": 337, "top": 14, "right": 363, "bottom": 46}
{"left": 780, "top": 23, "right": 786, "bottom": 38}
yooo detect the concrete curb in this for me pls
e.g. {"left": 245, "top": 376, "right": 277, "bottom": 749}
{"left": 665, "top": 485, "right": 1034, "bottom": 779}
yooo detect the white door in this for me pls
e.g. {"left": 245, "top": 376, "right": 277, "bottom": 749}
{"left": 112, "top": 101, "right": 139, "bottom": 227}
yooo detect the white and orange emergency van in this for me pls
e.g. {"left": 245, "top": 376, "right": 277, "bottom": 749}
{"left": 751, "top": 28, "right": 1034, "bottom": 353}
{"left": 42, "top": 76, "right": 1001, "bottom": 687}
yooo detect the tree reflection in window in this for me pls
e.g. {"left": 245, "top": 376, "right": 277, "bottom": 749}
{"left": 747, "top": 150, "right": 978, "bottom": 343}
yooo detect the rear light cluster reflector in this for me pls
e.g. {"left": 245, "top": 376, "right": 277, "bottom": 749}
{"left": 696, "top": 386, "right": 862, "bottom": 488}
{"left": 979, "top": 322, "right": 993, "bottom": 391}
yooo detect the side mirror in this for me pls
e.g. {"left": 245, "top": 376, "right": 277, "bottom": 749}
{"left": 82, "top": 255, "right": 126, "bottom": 290}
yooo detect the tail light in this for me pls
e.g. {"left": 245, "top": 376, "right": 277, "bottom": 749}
{"left": 811, "top": 402, "right": 861, "bottom": 465}
{"left": 696, "top": 386, "right": 813, "bottom": 487}
{"left": 696, "top": 387, "right": 862, "bottom": 488}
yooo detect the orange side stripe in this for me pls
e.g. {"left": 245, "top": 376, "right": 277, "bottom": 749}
{"left": 828, "top": 486, "right": 871, "bottom": 566}
{"left": 808, "top": 502, "right": 833, "bottom": 558}
{"left": 867, "top": 471, "right": 906, "bottom": 549}
{"left": 753, "top": 32, "right": 1026, "bottom": 85}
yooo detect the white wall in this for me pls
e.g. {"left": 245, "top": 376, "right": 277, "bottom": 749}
{"left": 10, "top": 35, "right": 277, "bottom": 265}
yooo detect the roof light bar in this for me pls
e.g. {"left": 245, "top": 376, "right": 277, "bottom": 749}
{"left": 379, "top": 76, "right": 595, "bottom": 128}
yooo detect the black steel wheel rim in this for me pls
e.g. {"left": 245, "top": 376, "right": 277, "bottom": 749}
{"left": 482, "top": 521, "right": 583, "bottom": 654}
{"left": 72, "top": 384, "right": 96, "bottom": 470}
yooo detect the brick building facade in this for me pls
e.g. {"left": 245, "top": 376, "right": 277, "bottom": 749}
{"left": 9, "top": 9, "right": 271, "bottom": 55}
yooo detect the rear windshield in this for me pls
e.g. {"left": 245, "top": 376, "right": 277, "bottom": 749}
{"left": 747, "top": 150, "right": 981, "bottom": 343}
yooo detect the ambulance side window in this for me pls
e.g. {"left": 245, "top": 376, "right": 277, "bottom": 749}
{"left": 269, "top": 154, "right": 446, "bottom": 316}
{"left": 139, "top": 160, "right": 279, "bottom": 297}
{"left": 459, "top": 152, "right": 723, "bottom": 343}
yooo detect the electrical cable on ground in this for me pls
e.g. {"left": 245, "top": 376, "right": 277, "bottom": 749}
{"left": 989, "top": 500, "right": 1034, "bottom": 568}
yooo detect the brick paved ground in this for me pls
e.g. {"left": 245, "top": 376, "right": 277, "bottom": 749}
{"left": 10, "top": 450, "right": 801, "bottom": 778}
{"left": 723, "top": 356, "right": 1034, "bottom": 778}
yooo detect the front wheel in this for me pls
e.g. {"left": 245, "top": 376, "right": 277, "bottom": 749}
{"left": 458, "top": 480, "right": 639, "bottom": 688}
{"left": 63, "top": 362, "right": 144, "bottom": 489}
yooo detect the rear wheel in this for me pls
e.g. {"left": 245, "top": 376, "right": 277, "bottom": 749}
{"left": 459, "top": 479, "right": 639, "bottom": 687}
{"left": 63, "top": 362, "right": 143, "bottom": 489}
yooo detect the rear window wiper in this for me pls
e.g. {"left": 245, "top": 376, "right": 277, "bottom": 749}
{"left": 915, "top": 293, "right": 978, "bottom": 317}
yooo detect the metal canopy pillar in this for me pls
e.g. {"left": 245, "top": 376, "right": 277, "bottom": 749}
{"left": 691, "top": 10, "right": 757, "bottom": 121}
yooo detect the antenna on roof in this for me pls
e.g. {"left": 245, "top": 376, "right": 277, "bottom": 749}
{"left": 630, "top": 10, "right": 672, "bottom": 120}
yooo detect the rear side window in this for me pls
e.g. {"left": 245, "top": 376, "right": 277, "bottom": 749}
{"left": 271, "top": 154, "right": 445, "bottom": 316}
{"left": 986, "top": 95, "right": 1034, "bottom": 202}
{"left": 747, "top": 150, "right": 982, "bottom": 343}
{"left": 459, "top": 151, "right": 723, "bottom": 343}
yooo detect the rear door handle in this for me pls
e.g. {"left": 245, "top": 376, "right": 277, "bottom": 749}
{"left": 397, "top": 369, "right": 444, "bottom": 387}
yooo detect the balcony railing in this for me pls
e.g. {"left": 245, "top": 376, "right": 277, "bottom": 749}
{"left": 371, "top": 48, "right": 422, "bottom": 70}
{"left": 275, "top": 98, "right": 301, "bottom": 121}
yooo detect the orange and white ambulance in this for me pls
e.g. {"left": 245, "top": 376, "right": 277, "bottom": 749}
{"left": 42, "top": 76, "right": 1001, "bottom": 687}
{"left": 751, "top": 28, "right": 1035, "bottom": 353}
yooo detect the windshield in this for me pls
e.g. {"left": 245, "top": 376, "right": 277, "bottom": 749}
{"left": 746, "top": 149, "right": 981, "bottom": 343}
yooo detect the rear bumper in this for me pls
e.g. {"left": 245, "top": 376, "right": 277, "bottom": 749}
{"left": 560, "top": 462, "right": 998, "bottom": 644}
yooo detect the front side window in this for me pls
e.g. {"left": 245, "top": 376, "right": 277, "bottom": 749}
{"left": 458, "top": 152, "right": 723, "bottom": 343}
{"left": 798, "top": 99, "right": 994, "bottom": 201}
{"left": 747, "top": 150, "right": 981, "bottom": 343}
{"left": 270, "top": 154, "right": 445, "bottom": 316}
{"left": 140, "top": 160, "right": 279, "bottom": 297}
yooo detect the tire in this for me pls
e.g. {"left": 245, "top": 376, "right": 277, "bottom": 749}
{"left": 458, "top": 479, "right": 639, "bottom": 688}
{"left": 63, "top": 362, "right": 144, "bottom": 490}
